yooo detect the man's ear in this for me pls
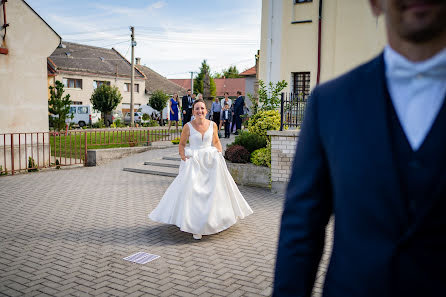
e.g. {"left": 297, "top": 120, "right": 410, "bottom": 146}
{"left": 369, "top": 0, "right": 384, "bottom": 17}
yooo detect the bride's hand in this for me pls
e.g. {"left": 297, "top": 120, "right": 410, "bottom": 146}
{"left": 181, "top": 155, "right": 189, "bottom": 161}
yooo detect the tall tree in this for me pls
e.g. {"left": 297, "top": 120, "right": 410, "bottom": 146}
{"left": 90, "top": 84, "right": 122, "bottom": 126}
{"left": 149, "top": 90, "right": 169, "bottom": 112}
{"left": 194, "top": 60, "right": 216, "bottom": 98}
{"left": 222, "top": 65, "right": 242, "bottom": 78}
{"left": 48, "top": 80, "right": 72, "bottom": 131}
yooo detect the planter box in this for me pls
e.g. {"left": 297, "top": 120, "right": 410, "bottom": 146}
{"left": 225, "top": 161, "right": 270, "bottom": 188}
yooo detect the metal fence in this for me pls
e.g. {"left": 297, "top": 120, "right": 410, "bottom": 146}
{"left": 280, "top": 93, "right": 308, "bottom": 131}
{"left": 0, "top": 127, "right": 182, "bottom": 176}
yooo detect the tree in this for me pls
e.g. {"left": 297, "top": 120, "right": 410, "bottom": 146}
{"left": 48, "top": 80, "right": 72, "bottom": 131}
{"left": 90, "top": 84, "right": 122, "bottom": 126}
{"left": 213, "top": 65, "right": 242, "bottom": 79}
{"left": 149, "top": 90, "right": 169, "bottom": 112}
{"left": 258, "top": 80, "right": 288, "bottom": 111}
{"left": 194, "top": 60, "right": 216, "bottom": 98}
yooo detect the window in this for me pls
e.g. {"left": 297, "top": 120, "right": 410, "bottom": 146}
{"left": 295, "top": 0, "right": 312, "bottom": 3}
{"left": 125, "top": 83, "right": 140, "bottom": 92}
{"left": 93, "top": 80, "right": 110, "bottom": 89}
{"left": 77, "top": 106, "right": 89, "bottom": 114}
{"left": 63, "top": 78, "right": 82, "bottom": 89}
{"left": 292, "top": 72, "right": 311, "bottom": 99}
{"left": 69, "top": 107, "right": 77, "bottom": 114}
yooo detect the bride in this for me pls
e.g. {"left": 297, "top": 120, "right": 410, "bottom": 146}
{"left": 149, "top": 99, "right": 253, "bottom": 240}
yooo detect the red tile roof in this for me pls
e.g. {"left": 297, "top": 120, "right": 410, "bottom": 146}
{"left": 169, "top": 78, "right": 246, "bottom": 97}
{"left": 240, "top": 66, "right": 256, "bottom": 76}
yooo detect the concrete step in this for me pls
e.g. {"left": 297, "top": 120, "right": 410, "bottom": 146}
{"left": 144, "top": 161, "right": 180, "bottom": 168}
{"left": 162, "top": 156, "right": 182, "bottom": 161}
{"left": 123, "top": 162, "right": 179, "bottom": 177}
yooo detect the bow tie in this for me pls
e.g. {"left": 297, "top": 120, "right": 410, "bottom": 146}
{"left": 385, "top": 46, "right": 446, "bottom": 80}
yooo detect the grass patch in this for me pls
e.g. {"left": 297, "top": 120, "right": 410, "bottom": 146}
{"left": 50, "top": 130, "right": 178, "bottom": 160}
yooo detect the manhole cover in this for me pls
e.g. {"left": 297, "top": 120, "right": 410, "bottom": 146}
{"left": 123, "top": 252, "right": 160, "bottom": 264}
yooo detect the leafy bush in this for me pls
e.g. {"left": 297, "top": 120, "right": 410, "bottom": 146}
{"left": 224, "top": 145, "right": 250, "bottom": 163}
{"left": 251, "top": 146, "right": 271, "bottom": 168}
{"left": 114, "top": 118, "right": 124, "bottom": 127}
{"left": 92, "top": 121, "right": 105, "bottom": 129}
{"left": 229, "top": 130, "right": 267, "bottom": 153}
{"left": 258, "top": 79, "right": 288, "bottom": 111}
{"left": 0, "top": 165, "right": 7, "bottom": 176}
{"left": 28, "top": 157, "right": 38, "bottom": 172}
{"left": 142, "top": 113, "right": 151, "bottom": 121}
{"left": 248, "top": 110, "right": 281, "bottom": 140}
{"left": 142, "top": 119, "right": 159, "bottom": 127}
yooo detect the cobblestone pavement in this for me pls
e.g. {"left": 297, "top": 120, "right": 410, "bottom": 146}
{"left": 0, "top": 144, "right": 331, "bottom": 297}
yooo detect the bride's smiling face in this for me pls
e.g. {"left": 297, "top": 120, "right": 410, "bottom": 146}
{"left": 193, "top": 102, "right": 206, "bottom": 119}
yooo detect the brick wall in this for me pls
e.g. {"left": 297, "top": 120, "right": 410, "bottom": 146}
{"left": 267, "top": 130, "right": 300, "bottom": 193}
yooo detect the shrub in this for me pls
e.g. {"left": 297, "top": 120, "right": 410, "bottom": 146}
{"left": 224, "top": 145, "right": 250, "bottom": 163}
{"left": 248, "top": 110, "right": 281, "bottom": 140}
{"left": 28, "top": 157, "right": 38, "bottom": 172}
{"left": 114, "top": 118, "right": 124, "bottom": 127}
{"left": 92, "top": 121, "right": 105, "bottom": 129}
{"left": 230, "top": 130, "right": 267, "bottom": 153}
{"left": 0, "top": 165, "right": 7, "bottom": 176}
{"left": 251, "top": 146, "right": 271, "bottom": 168}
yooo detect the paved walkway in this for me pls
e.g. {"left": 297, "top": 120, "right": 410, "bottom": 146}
{"left": 0, "top": 140, "right": 331, "bottom": 297}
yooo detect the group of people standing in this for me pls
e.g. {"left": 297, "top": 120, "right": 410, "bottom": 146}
{"left": 167, "top": 89, "right": 247, "bottom": 137}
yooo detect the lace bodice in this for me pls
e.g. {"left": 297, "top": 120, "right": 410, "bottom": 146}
{"left": 188, "top": 121, "right": 213, "bottom": 149}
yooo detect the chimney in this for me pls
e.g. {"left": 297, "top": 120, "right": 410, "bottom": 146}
{"left": 135, "top": 57, "right": 141, "bottom": 65}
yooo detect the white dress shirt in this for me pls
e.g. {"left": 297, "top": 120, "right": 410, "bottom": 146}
{"left": 384, "top": 45, "right": 446, "bottom": 151}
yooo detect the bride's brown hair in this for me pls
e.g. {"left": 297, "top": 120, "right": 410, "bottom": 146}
{"left": 192, "top": 99, "right": 205, "bottom": 110}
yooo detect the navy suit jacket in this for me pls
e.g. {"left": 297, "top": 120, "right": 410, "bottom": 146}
{"left": 233, "top": 96, "right": 244, "bottom": 116}
{"left": 274, "top": 54, "right": 446, "bottom": 297}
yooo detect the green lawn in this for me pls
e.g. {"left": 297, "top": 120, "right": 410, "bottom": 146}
{"left": 50, "top": 129, "right": 181, "bottom": 160}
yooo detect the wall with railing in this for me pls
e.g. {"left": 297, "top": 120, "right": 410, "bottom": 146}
{"left": 280, "top": 92, "right": 307, "bottom": 131}
{"left": 0, "top": 127, "right": 182, "bottom": 175}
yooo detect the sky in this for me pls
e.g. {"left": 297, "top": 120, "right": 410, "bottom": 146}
{"left": 27, "top": 0, "right": 262, "bottom": 79}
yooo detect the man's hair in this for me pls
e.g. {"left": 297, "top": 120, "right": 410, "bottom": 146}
{"left": 187, "top": 89, "right": 191, "bottom": 92}
{"left": 224, "top": 91, "right": 229, "bottom": 95}
{"left": 236, "top": 91, "right": 242, "bottom": 95}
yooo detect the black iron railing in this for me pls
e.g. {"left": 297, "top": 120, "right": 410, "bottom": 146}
{"left": 280, "top": 93, "right": 308, "bottom": 131}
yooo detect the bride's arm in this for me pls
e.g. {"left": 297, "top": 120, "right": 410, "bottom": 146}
{"left": 212, "top": 122, "right": 222, "bottom": 153}
{"left": 179, "top": 125, "right": 190, "bottom": 161}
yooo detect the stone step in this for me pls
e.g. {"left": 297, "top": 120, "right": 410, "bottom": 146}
{"left": 123, "top": 167, "right": 178, "bottom": 177}
{"left": 144, "top": 161, "right": 180, "bottom": 168}
{"left": 162, "top": 156, "right": 182, "bottom": 161}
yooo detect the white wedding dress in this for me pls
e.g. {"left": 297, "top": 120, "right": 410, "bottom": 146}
{"left": 149, "top": 121, "right": 253, "bottom": 235}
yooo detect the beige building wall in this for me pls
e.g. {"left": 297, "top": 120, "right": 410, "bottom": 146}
{"left": 0, "top": 0, "right": 60, "bottom": 134}
{"left": 54, "top": 73, "right": 146, "bottom": 112}
{"left": 260, "top": 0, "right": 387, "bottom": 93}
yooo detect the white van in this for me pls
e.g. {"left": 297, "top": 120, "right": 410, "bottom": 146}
{"left": 67, "top": 105, "right": 100, "bottom": 127}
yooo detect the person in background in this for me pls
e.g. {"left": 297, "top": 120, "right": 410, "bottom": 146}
{"left": 181, "top": 89, "right": 193, "bottom": 126}
{"left": 211, "top": 97, "right": 221, "bottom": 126}
{"left": 168, "top": 93, "right": 180, "bottom": 133}
{"left": 220, "top": 102, "right": 232, "bottom": 139}
{"left": 219, "top": 92, "right": 232, "bottom": 131}
{"left": 232, "top": 91, "right": 244, "bottom": 135}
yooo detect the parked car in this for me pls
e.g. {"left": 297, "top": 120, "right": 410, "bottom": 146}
{"left": 124, "top": 112, "right": 144, "bottom": 125}
{"left": 67, "top": 105, "right": 100, "bottom": 127}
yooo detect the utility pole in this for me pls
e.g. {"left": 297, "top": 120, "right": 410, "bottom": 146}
{"left": 190, "top": 71, "right": 194, "bottom": 94}
{"left": 130, "top": 26, "right": 135, "bottom": 126}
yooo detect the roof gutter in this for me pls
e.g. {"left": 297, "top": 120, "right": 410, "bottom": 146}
{"left": 316, "top": 0, "right": 323, "bottom": 85}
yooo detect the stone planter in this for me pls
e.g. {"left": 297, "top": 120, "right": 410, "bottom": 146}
{"left": 225, "top": 161, "right": 270, "bottom": 188}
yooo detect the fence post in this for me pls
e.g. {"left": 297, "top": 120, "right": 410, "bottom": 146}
{"left": 84, "top": 131, "right": 87, "bottom": 166}
{"left": 280, "top": 93, "right": 284, "bottom": 131}
{"left": 10, "top": 134, "right": 14, "bottom": 175}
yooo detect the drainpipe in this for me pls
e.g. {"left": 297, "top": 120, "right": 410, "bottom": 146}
{"left": 316, "top": 0, "right": 323, "bottom": 85}
{"left": 0, "top": 0, "right": 9, "bottom": 54}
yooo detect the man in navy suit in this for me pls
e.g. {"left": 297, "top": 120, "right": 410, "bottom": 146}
{"left": 274, "top": 1, "right": 446, "bottom": 297}
{"left": 233, "top": 91, "right": 245, "bottom": 134}
{"left": 181, "top": 89, "right": 193, "bottom": 126}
